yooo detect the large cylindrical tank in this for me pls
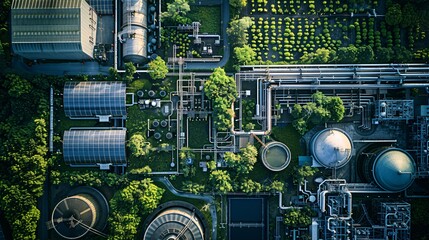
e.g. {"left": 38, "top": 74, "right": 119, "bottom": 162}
{"left": 260, "top": 141, "right": 291, "bottom": 171}
{"left": 122, "top": 26, "right": 148, "bottom": 63}
{"left": 122, "top": 0, "right": 148, "bottom": 28}
{"left": 51, "top": 187, "right": 109, "bottom": 239}
{"left": 121, "top": 0, "right": 148, "bottom": 63}
{"left": 144, "top": 207, "right": 205, "bottom": 240}
{"left": 362, "top": 148, "right": 416, "bottom": 192}
{"left": 310, "top": 128, "right": 353, "bottom": 168}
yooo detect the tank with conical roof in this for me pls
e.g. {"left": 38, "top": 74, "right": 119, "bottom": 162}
{"left": 310, "top": 128, "right": 353, "bottom": 168}
{"left": 362, "top": 148, "right": 416, "bottom": 192}
{"left": 143, "top": 205, "right": 205, "bottom": 240}
{"left": 50, "top": 187, "right": 109, "bottom": 239}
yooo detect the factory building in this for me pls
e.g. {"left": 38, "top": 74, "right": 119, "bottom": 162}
{"left": 11, "top": 0, "right": 97, "bottom": 60}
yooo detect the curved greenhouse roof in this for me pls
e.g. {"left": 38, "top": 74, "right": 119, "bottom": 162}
{"left": 63, "top": 129, "right": 126, "bottom": 166}
{"left": 373, "top": 148, "right": 416, "bottom": 192}
{"left": 64, "top": 82, "right": 126, "bottom": 118}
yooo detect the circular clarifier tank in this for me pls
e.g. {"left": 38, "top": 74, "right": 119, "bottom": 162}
{"left": 372, "top": 148, "right": 416, "bottom": 192}
{"left": 260, "top": 141, "right": 291, "bottom": 171}
{"left": 310, "top": 128, "right": 353, "bottom": 168}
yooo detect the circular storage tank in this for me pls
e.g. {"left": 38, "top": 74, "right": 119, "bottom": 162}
{"left": 365, "top": 148, "right": 416, "bottom": 192}
{"left": 51, "top": 187, "right": 108, "bottom": 239}
{"left": 122, "top": 0, "right": 148, "bottom": 28}
{"left": 143, "top": 207, "right": 204, "bottom": 240}
{"left": 122, "top": 26, "right": 148, "bottom": 64}
{"left": 260, "top": 141, "right": 291, "bottom": 171}
{"left": 310, "top": 128, "right": 353, "bottom": 168}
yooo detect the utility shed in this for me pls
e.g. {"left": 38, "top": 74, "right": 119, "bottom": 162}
{"left": 11, "top": 0, "right": 97, "bottom": 60}
{"left": 64, "top": 81, "right": 126, "bottom": 120}
{"left": 63, "top": 129, "right": 126, "bottom": 167}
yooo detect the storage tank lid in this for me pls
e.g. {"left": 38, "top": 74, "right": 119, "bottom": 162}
{"left": 373, "top": 148, "right": 415, "bottom": 192}
{"left": 311, "top": 128, "right": 352, "bottom": 168}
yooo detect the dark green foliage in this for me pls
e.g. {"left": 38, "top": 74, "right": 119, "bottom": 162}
{"left": 0, "top": 73, "right": 50, "bottom": 240}
{"left": 209, "top": 170, "right": 233, "bottom": 193}
{"left": 356, "top": 46, "right": 374, "bottom": 63}
{"left": 283, "top": 207, "right": 316, "bottom": 227}
{"left": 50, "top": 170, "right": 129, "bottom": 187}
{"left": 204, "top": 68, "right": 237, "bottom": 131}
{"left": 393, "top": 46, "right": 413, "bottom": 63}
{"left": 300, "top": 48, "right": 335, "bottom": 63}
{"left": 108, "top": 179, "right": 164, "bottom": 240}
{"left": 124, "top": 62, "right": 136, "bottom": 82}
{"left": 336, "top": 45, "right": 358, "bottom": 63}
{"left": 401, "top": 3, "right": 420, "bottom": 28}
{"left": 292, "top": 92, "right": 345, "bottom": 135}
{"left": 294, "top": 166, "right": 319, "bottom": 184}
{"left": 375, "top": 47, "right": 394, "bottom": 63}
{"left": 227, "top": 17, "right": 254, "bottom": 47}
{"left": 386, "top": 4, "right": 402, "bottom": 26}
{"left": 224, "top": 144, "right": 258, "bottom": 176}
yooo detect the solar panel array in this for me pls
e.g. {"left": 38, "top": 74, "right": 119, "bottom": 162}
{"left": 88, "top": 0, "right": 113, "bottom": 15}
{"left": 64, "top": 81, "right": 126, "bottom": 118}
{"left": 63, "top": 129, "right": 126, "bottom": 165}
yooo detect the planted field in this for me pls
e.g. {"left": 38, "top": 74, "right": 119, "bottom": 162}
{"left": 246, "top": 0, "right": 429, "bottom": 62}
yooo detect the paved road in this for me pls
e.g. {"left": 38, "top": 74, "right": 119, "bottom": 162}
{"left": 153, "top": 177, "right": 218, "bottom": 240}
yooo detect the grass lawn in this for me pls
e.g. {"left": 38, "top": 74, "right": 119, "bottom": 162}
{"left": 188, "top": 6, "right": 221, "bottom": 34}
{"left": 187, "top": 119, "right": 211, "bottom": 148}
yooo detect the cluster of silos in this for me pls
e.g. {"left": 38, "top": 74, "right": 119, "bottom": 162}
{"left": 361, "top": 148, "right": 416, "bottom": 192}
{"left": 50, "top": 187, "right": 109, "bottom": 239}
{"left": 143, "top": 206, "right": 205, "bottom": 240}
{"left": 260, "top": 141, "right": 291, "bottom": 171}
{"left": 120, "top": 0, "right": 157, "bottom": 64}
{"left": 310, "top": 128, "right": 353, "bottom": 169}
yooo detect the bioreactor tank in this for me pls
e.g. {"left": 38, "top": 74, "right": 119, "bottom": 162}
{"left": 259, "top": 141, "right": 291, "bottom": 171}
{"left": 50, "top": 187, "right": 109, "bottom": 239}
{"left": 362, "top": 148, "right": 416, "bottom": 192}
{"left": 144, "top": 206, "right": 205, "bottom": 240}
{"left": 121, "top": 0, "right": 148, "bottom": 63}
{"left": 310, "top": 128, "right": 353, "bottom": 168}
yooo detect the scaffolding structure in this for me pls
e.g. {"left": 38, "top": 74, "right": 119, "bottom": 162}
{"left": 413, "top": 116, "right": 429, "bottom": 177}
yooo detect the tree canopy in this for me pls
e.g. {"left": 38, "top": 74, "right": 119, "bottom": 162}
{"left": 204, "top": 68, "right": 237, "bottom": 131}
{"left": 161, "top": 0, "right": 191, "bottom": 24}
{"left": 224, "top": 144, "right": 258, "bottom": 175}
{"left": 227, "top": 17, "right": 254, "bottom": 47}
{"left": 209, "top": 170, "right": 233, "bottom": 193}
{"left": 128, "top": 133, "right": 152, "bottom": 157}
{"left": 148, "top": 56, "right": 168, "bottom": 80}
{"left": 229, "top": 0, "right": 247, "bottom": 8}
{"left": 234, "top": 45, "right": 256, "bottom": 65}
{"left": 291, "top": 92, "right": 345, "bottom": 135}
{"left": 283, "top": 207, "right": 315, "bottom": 228}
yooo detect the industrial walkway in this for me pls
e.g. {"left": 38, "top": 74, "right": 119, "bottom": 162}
{"left": 153, "top": 177, "right": 218, "bottom": 240}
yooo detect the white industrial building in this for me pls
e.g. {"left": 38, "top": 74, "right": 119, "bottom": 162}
{"left": 11, "top": 0, "right": 97, "bottom": 60}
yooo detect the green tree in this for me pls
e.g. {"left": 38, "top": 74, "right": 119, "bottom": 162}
{"left": 230, "top": 0, "right": 247, "bottom": 8}
{"left": 393, "top": 46, "right": 413, "bottom": 63}
{"left": 209, "top": 170, "right": 233, "bottom": 193}
{"left": 240, "top": 178, "right": 262, "bottom": 193}
{"left": 356, "top": 46, "right": 374, "bottom": 63}
{"left": 162, "top": 0, "right": 190, "bottom": 24}
{"left": 148, "top": 56, "right": 168, "bottom": 80}
{"left": 204, "top": 68, "right": 237, "bottom": 131}
{"left": 283, "top": 208, "right": 314, "bottom": 227}
{"left": 128, "top": 133, "right": 152, "bottom": 157}
{"left": 224, "top": 144, "right": 258, "bottom": 175}
{"left": 401, "top": 3, "right": 420, "bottom": 28}
{"left": 124, "top": 62, "right": 136, "bottom": 82}
{"left": 375, "top": 47, "right": 394, "bottom": 63}
{"left": 386, "top": 4, "right": 402, "bottom": 26}
{"left": 268, "top": 180, "right": 286, "bottom": 193}
{"left": 234, "top": 45, "right": 256, "bottom": 65}
{"left": 109, "top": 67, "right": 119, "bottom": 80}
{"left": 294, "top": 166, "right": 318, "bottom": 184}
{"left": 336, "top": 45, "right": 358, "bottom": 63}
{"left": 227, "top": 17, "right": 254, "bottom": 47}
{"left": 182, "top": 181, "right": 206, "bottom": 194}
{"left": 300, "top": 48, "right": 335, "bottom": 63}
{"left": 108, "top": 179, "right": 164, "bottom": 240}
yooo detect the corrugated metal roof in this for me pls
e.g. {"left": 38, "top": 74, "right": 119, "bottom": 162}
{"left": 12, "top": 0, "right": 82, "bottom": 9}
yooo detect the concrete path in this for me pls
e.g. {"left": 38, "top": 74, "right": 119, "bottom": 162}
{"left": 153, "top": 177, "right": 218, "bottom": 240}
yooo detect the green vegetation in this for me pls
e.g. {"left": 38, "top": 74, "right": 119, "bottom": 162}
{"left": 229, "top": 0, "right": 247, "bottom": 8}
{"left": 0, "top": 74, "right": 51, "bottom": 239}
{"left": 148, "top": 56, "right": 168, "bottom": 80}
{"left": 108, "top": 179, "right": 164, "bottom": 240}
{"left": 204, "top": 68, "right": 237, "bottom": 131}
{"left": 291, "top": 91, "right": 345, "bottom": 135}
{"left": 128, "top": 133, "right": 152, "bottom": 157}
{"left": 224, "top": 144, "right": 258, "bottom": 176}
{"left": 283, "top": 207, "right": 316, "bottom": 228}
{"left": 187, "top": 6, "right": 221, "bottom": 33}
{"left": 161, "top": 0, "right": 191, "bottom": 24}
{"left": 227, "top": 17, "right": 254, "bottom": 47}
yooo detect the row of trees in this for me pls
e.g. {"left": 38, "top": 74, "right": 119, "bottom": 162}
{"left": 204, "top": 68, "right": 237, "bottom": 131}
{"left": 292, "top": 92, "right": 345, "bottom": 135}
